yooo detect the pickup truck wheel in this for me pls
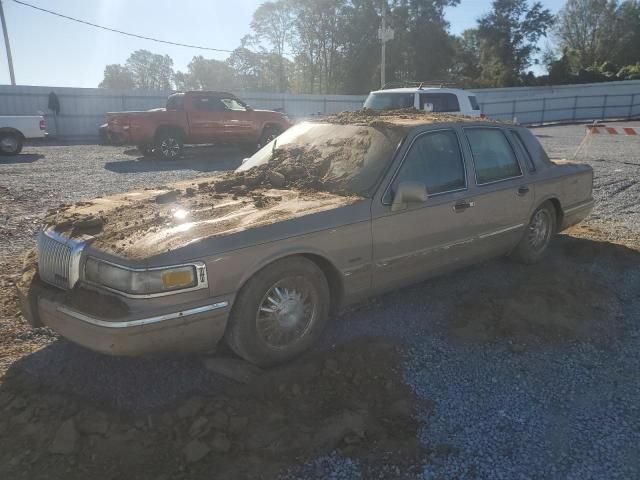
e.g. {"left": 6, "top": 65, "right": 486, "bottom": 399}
{"left": 257, "top": 126, "right": 283, "bottom": 150}
{"left": 155, "top": 133, "right": 183, "bottom": 159}
{"left": 225, "top": 257, "right": 330, "bottom": 366}
{"left": 511, "top": 202, "right": 556, "bottom": 264}
{"left": 0, "top": 132, "right": 23, "bottom": 155}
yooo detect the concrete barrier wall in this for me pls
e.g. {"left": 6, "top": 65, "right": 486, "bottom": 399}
{"left": 0, "top": 81, "right": 638, "bottom": 140}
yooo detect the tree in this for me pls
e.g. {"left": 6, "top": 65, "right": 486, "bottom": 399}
{"left": 174, "top": 56, "right": 237, "bottom": 90}
{"left": 99, "top": 64, "right": 135, "bottom": 89}
{"left": 251, "top": 1, "right": 295, "bottom": 92}
{"left": 613, "top": 0, "right": 640, "bottom": 67}
{"left": 554, "top": 0, "right": 620, "bottom": 69}
{"left": 125, "top": 50, "right": 175, "bottom": 90}
{"left": 476, "top": 0, "right": 554, "bottom": 86}
{"left": 451, "top": 29, "right": 483, "bottom": 86}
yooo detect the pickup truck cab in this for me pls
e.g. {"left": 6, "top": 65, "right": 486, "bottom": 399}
{"left": 0, "top": 115, "right": 47, "bottom": 155}
{"left": 18, "top": 111, "right": 593, "bottom": 366}
{"left": 106, "top": 91, "right": 291, "bottom": 159}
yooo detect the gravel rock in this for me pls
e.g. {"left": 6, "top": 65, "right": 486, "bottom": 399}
{"left": 49, "top": 419, "right": 78, "bottom": 455}
{"left": 75, "top": 409, "right": 109, "bottom": 435}
{"left": 182, "top": 440, "right": 210, "bottom": 463}
{"left": 211, "top": 432, "right": 231, "bottom": 453}
{"left": 177, "top": 396, "right": 204, "bottom": 419}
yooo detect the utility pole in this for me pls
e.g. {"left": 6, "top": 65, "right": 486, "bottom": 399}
{"left": 378, "top": 3, "right": 393, "bottom": 89}
{"left": 0, "top": 0, "right": 15, "bottom": 85}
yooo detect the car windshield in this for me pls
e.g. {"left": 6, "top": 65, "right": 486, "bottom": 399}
{"left": 237, "top": 122, "right": 402, "bottom": 197}
{"left": 364, "top": 92, "right": 415, "bottom": 110}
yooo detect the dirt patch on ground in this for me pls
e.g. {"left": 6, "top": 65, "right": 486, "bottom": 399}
{"left": 445, "top": 237, "right": 628, "bottom": 346}
{"left": 0, "top": 338, "right": 423, "bottom": 480}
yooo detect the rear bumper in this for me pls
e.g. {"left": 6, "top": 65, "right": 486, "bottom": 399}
{"left": 16, "top": 279, "right": 231, "bottom": 356}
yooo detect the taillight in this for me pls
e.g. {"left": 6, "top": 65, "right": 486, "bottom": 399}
{"left": 39, "top": 118, "right": 46, "bottom": 130}
{"left": 480, "top": 113, "right": 486, "bottom": 119}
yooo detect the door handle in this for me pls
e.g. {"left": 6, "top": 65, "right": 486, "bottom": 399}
{"left": 453, "top": 201, "right": 475, "bottom": 212}
{"left": 517, "top": 185, "right": 530, "bottom": 195}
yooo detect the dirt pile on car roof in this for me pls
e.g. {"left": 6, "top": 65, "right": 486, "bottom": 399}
{"left": 324, "top": 108, "right": 499, "bottom": 129}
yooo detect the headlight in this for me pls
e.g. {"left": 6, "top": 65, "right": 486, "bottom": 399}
{"left": 84, "top": 257, "right": 206, "bottom": 296}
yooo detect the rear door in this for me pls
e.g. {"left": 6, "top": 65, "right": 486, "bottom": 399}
{"left": 371, "top": 128, "right": 478, "bottom": 290}
{"left": 187, "top": 94, "right": 226, "bottom": 142}
{"left": 458, "top": 126, "right": 535, "bottom": 259}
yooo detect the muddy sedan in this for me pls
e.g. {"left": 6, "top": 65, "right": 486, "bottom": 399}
{"left": 17, "top": 112, "right": 594, "bottom": 366}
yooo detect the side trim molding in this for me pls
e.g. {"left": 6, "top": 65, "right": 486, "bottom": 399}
{"left": 57, "top": 302, "right": 229, "bottom": 329}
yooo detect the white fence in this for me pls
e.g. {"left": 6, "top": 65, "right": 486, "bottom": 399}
{"left": 0, "top": 81, "right": 639, "bottom": 141}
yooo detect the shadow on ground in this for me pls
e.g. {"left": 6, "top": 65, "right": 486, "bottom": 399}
{"left": 105, "top": 146, "right": 244, "bottom": 174}
{"left": 0, "top": 154, "right": 45, "bottom": 164}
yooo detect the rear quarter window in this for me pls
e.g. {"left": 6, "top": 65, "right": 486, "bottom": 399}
{"left": 468, "top": 96, "right": 480, "bottom": 111}
{"left": 419, "top": 93, "right": 460, "bottom": 113}
{"left": 509, "top": 130, "right": 536, "bottom": 172}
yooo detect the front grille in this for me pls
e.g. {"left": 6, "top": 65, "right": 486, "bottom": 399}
{"left": 37, "top": 230, "right": 84, "bottom": 290}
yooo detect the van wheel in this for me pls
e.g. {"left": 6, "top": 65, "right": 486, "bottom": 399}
{"left": 0, "top": 132, "right": 23, "bottom": 155}
{"left": 225, "top": 257, "right": 330, "bottom": 366}
{"left": 511, "top": 202, "right": 557, "bottom": 264}
{"left": 155, "top": 131, "right": 183, "bottom": 159}
{"left": 257, "top": 126, "right": 283, "bottom": 150}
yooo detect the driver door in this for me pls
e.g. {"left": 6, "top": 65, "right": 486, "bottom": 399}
{"left": 371, "top": 128, "right": 477, "bottom": 291}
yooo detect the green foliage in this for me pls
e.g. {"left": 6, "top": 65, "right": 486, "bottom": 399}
{"left": 98, "top": 64, "right": 135, "bottom": 90}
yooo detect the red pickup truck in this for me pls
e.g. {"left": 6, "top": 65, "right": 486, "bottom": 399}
{"left": 106, "top": 91, "right": 292, "bottom": 159}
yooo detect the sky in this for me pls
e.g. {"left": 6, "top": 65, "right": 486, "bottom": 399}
{"left": 0, "top": 0, "right": 566, "bottom": 89}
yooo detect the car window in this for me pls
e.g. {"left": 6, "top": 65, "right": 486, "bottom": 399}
{"left": 419, "top": 93, "right": 460, "bottom": 112}
{"left": 509, "top": 130, "right": 535, "bottom": 172}
{"left": 194, "top": 96, "right": 225, "bottom": 112}
{"left": 220, "top": 98, "right": 247, "bottom": 111}
{"left": 391, "top": 130, "right": 465, "bottom": 196}
{"left": 364, "top": 92, "right": 415, "bottom": 110}
{"left": 468, "top": 95, "right": 480, "bottom": 111}
{"left": 166, "top": 94, "right": 184, "bottom": 111}
{"left": 464, "top": 128, "right": 522, "bottom": 184}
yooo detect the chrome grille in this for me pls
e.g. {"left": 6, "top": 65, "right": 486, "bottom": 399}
{"left": 37, "top": 230, "right": 85, "bottom": 290}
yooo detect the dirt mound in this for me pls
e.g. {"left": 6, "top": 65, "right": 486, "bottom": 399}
{"left": 0, "top": 338, "right": 423, "bottom": 479}
{"left": 325, "top": 108, "right": 500, "bottom": 128}
{"left": 447, "top": 254, "right": 616, "bottom": 345}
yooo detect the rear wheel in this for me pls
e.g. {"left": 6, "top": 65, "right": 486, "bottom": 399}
{"left": 0, "top": 132, "right": 23, "bottom": 155}
{"left": 511, "top": 202, "right": 557, "bottom": 264}
{"left": 225, "top": 256, "right": 330, "bottom": 366}
{"left": 155, "top": 131, "right": 184, "bottom": 159}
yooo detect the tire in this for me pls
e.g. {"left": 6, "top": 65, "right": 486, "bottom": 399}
{"left": 155, "top": 131, "right": 184, "bottom": 159}
{"left": 225, "top": 256, "right": 331, "bottom": 366}
{"left": 511, "top": 201, "right": 557, "bottom": 264}
{"left": 137, "top": 144, "right": 154, "bottom": 157}
{"left": 257, "top": 126, "right": 283, "bottom": 150}
{"left": 0, "top": 132, "right": 23, "bottom": 156}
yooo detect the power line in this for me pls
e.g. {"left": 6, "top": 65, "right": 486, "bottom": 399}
{"left": 12, "top": 0, "right": 236, "bottom": 53}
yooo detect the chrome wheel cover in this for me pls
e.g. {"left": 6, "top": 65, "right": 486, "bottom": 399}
{"left": 0, "top": 136, "right": 18, "bottom": 153}
{"left": 528, "top": 209, "right": 552, "bottom": 252}
{"left": 160, "top": 137, "right": 180, "bottom": 158}
{"left": 256, "top": 276, "right": 318, "bottom": 349}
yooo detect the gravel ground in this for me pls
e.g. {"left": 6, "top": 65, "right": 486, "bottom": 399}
{"left": 1, "top": 123, "right": 640, "bottom": 478}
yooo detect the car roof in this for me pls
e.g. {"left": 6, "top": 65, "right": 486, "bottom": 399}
{"left": 369, "top": 87, "right": 472, "bottom": 95}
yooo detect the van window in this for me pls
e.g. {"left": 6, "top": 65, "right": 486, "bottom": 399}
{"left": 464, "top": 128, "right": 522, "bottom": 184}
{"left": 468, "top": 96, "right": 480, "bottom": 110}
{"left": 391, "top": 130, "right": 466, "bottom": 196}
{"left": 364, "top": 92, "right": 415, "bottom": 110}
{"left": 419, "top": 93, "right": 460, "bottom": 112}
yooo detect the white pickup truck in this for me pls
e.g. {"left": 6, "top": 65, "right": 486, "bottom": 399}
{"left": 0, "top": 115, "right": 47, "bottom": 155}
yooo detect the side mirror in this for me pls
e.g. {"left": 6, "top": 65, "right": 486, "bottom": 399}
{"left": 391, "top": 181, "right": 428, "bottom": 212}
{"left": 245, "top": 104, "right": 254, "bottom": 111}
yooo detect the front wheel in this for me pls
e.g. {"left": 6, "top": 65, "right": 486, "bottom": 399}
{"left": 257, "top": 126, "right": 283, "bottom": 150}
{"left": 0, "top": 132, "right": 23, "bottom": 156}
{"left": 155, "top": 132, "right": 183, "bottom": 159}
{"left": 225, "top": 257, "right": 330, "bottom": 366}
{"left": 511, "top": 202, "right": 557, "bottom": 264}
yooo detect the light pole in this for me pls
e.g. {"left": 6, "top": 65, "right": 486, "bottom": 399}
{"left": 378, "top": 4, "right": 394, "bottom": 89}
{"left": 0, "top": 0, "right": 15, "bottom": 85}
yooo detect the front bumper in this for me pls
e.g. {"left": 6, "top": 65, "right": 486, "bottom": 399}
{"left": 16, "top": 278, "right": 231, "bottom": 357}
